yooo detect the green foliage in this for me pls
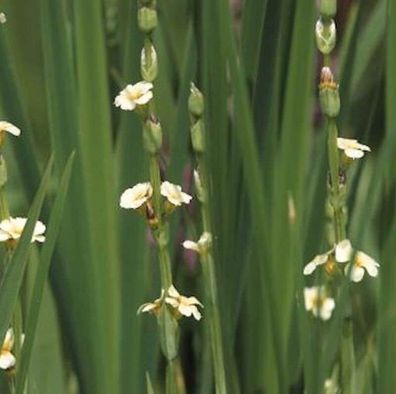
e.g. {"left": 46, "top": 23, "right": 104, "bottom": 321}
{"left": 0, "top": 0, "right": 393, "bottom": 393}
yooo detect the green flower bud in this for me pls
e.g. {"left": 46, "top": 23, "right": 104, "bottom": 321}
{"left": 188, "top": 83, "right": 204, "bottom": 118}
{"left": 193, "top": 170, "right": 206, "bottom": 203}
{"left": 138, "top": 7, "right": 158, "bottom": 34}
{"left": 319, "top": 67, "right": 340, "bottom": 118}
{"left": 141, "top": 43, "right": 158, "bottom": 82}
{"left": 190, "top": 119, "right": 205, "bottom": 154}
{"left": 315, "top": 18, "right": 336, "bottom": 55}
{"left": 143, "top": 118, "right": 162, "bottom": 154}
{"left": 319, "top": 0, "right": 337, "bottom": 19}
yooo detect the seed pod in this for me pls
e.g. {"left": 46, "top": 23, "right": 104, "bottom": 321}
{"left": 138, "top": 7, "right": 158, "bottom": 34}
{"left": 315, "top": 18, "right": 336, "bottom": 55}
{"left": 319, "top": 0, "right": 337, "bottom": 19}
{"left": 141, "top": 42, "right": 158, "bottom": 82}
{"left": 188, "top": 83, "right": 204, "bottom": 118}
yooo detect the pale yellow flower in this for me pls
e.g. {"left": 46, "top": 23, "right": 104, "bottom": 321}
{"left": 165, "top": 285, "right": 203, "bottom": 321}
{"left": 345, "top": 251, "right": 380, "bottom": 282}
{"left": 0, "top": 329, "right": 15, "bottom": 370}
{"left": 137, "top": 290, "right": 164, "bottom": 316}
{"left": 304, "top": 286, "right": 335, "bottom": 321}
{"left": 120, "top": 182, "right": 153, "bottom": 209}
{"left": 0, "top": 13, "right": 6, "bottom": 24}
{"left": 335, "top": 239, "right": 380, "bottom": 282}
{"left": 160, "top": 181, "right": 192, "bottom": 206}
{"left": 303, "top": 239, "right": 353, "bottom": 276}
{"left": 114, "top": 81, "right": 153, "bottom": 111}
{"left": 337, "top": 137, "right": 371, "bottom": 159}
{"left": 0, "top": 217, "right": 46, "bottom": 243}
{"left": 0, "top": 121, "right": 21, "bottom": 137}
{"left": 183, "top": 232, "right": 212, "bottom": 255}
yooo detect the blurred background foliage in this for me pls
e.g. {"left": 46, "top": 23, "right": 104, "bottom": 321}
{"left": 0, "top": 0, "right": 395, "bottom": 393}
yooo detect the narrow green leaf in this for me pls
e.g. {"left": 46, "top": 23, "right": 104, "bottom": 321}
{"left": 0, "top": 156, "right": 53, "bottom": 342}
{"left": 15, "top": 153, "right": 75, "bottom": 394}
{"left": 145, "top": 371, "right": 155, "bottom": 394}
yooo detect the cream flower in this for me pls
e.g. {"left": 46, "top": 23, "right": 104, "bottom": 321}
{"left": 0, "top": 121, "right": 21, "bottom": 136}
{"left": 0, "top": 329, "right": 16, "bottom": 370}
{"left": 0, "top": 217, "right": 46, "bottom": 243}
{"left": 114, "top": 81, "right": 153, "bottom": 111}
{"left": 337, "top": 138, "right": 371, "bottom": 159}
{"left": 120, "top": 182, "right": 153, "bottom": 210}
{"left": 345, "top": 251, "right": 380, "bottom": 282}
{"left": 303, "top": 239, "right": 355, "bottom": 276}
{"left": 334, "top": 238, "right": 380, "bottom": 282}
{"left": 183, "top": 232, "right": 212, "bottom": 255}
{"left": 161, "top": 181, "right": 192, "bottom": 206}
{"left": 165, "top": 285, "right": 203, "bottom": 321}
{"left": 0, "top": 13, "right": 6, "bottom": 24}
{"left": 137, "top": 290, "right": 164, "bottom": 316}
{"left": 120, "top": 182, "right": 153, "bottom": 209}
{"left": 304, "top": 286, "right": 335, "bottom": 321}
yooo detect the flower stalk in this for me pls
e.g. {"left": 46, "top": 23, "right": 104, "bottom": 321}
{"left": 188, "top": 83, "right": 227, "bottom": 394}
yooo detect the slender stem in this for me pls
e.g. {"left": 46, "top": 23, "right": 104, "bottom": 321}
{"left": 326, "top": 118, "right": 345, "bottom": 242}
{"left": 0, "top": 187, "right": 10, "bottom": 220}
{"left": 149, "top": 155, "right": 173, "bottom": 288}
{"left": 197, "top": 157, "right": 227, "bottom": 394}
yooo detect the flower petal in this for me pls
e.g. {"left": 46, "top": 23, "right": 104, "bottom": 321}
{"left": 357, "top": 251, "right": 379, "bottom": 277}
{"left": 0, "top": 351, "right": 16, "bottom": 370}
{"left": 349, "top": 265, "right": 365, "bottom": 282}
{"left": 344, "top": 148, "right": 364, "bottom": 159}
{"left": 167, "top": 285, "right": 180, "bottom": 298}
{"left": 182, "top": 240, "right": 199, "bottom": 252}
{"left": 134, "top": 91, "right": 153, "bottom": 105}
{"left": 335, "top": 239, "right": 353, "bottom": 263}
{"left": 186, "top": 296, "right": 203, "bottom": 307}
{"left": 320, "top": 298, "right": 335, "bottom": 321}
{"left": 0, "top": 121, "right": 21, "bottom": 136}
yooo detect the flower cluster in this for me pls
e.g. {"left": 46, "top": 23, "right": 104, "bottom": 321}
{"left": 304, "top": 239, "right": 379, "bottom": 283}
{"left": 303, "top": 239, "right": 379, "bottom": 320}
{"left": 0, "top": 121, "right": 46, "bottom": 247}
{"left": 138, "top": 285, "right": 203, "bottom": 321}
{"left": 119, "top": 181, "right": 192, "bottom": 213}
{"left": 337, "top": 137, "right": 370, "bottom": 160}
{"left": 0, "top": 217, "right": 46, "bottom": 244}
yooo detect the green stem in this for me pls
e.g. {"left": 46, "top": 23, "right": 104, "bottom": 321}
{"left": 326, "top": 118, "right": 345, "bottom": 242}
{"left": 0, "top": 187, "right": 10, "bottom": 220}
{"left": 197, "top": 157, "right": 227, "bottom": 394}
{"left": 149, "top": 155, "right": 173, "bottom": 288}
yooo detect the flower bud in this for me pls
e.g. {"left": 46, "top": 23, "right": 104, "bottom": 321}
{"left": 315, "top": 18, "right": 336, "bottom": 55}
{"left": 190, "top": 120, "right": 205, "bottom": 154}
{"left": 319, "top": 0, "right": 337, "bottom": 19}
{"left": 141, "top": 43, "right": 158, "bottom": 82}
{"left": 319, "top": 67, "right": 340, "bottom": 117}
{"left": 143, "top": 117, "right": 162, "bottom": 154}
{"left": 193, "top": 170, "right": 206, "bottom": 203}
{"left": 188, "top": 83, "right": 204, "bottom": 118}
{"left": 138, "top": 7, "right": 158, "bottom": 34}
